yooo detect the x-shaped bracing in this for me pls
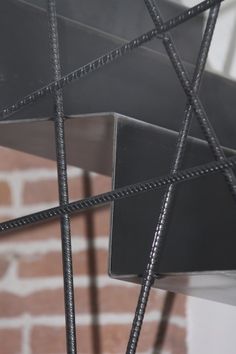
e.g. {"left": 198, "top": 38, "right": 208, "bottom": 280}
{"left": 0, "top": 0, "right": 234, "bottom": 353}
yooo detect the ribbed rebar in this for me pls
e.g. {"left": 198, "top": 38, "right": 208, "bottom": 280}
{"left": 0, "top": 155, "right": 235, "bottom": 234}
{"left": 47, "top": 1, "right": 77, "bottom": 353}
{"left": 126, "top": 3, "right": 221, "bottom": 353}
{"left": 0, "top": 1, "right": 231, "bottom": 353}
{"left": 0, "top": 0, "right": 223, "bottom": 120}
{"left": 145, "top": 0, "right": 236, "bottom": 199}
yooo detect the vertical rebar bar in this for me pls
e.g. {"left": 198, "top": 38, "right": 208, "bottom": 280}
{"left": 47, "top": 1, "right": 77, "bottom": 353}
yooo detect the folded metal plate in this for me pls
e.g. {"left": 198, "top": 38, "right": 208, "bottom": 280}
{"left": 1, "top": 110, "right": 236, "bottom": 304}
{"left": 25, "top": 0, "right": 203, "bottom": 64}
{"left": 1, "top": 0, "right": 236, "bottom": 157}
{"left": 0, "top": 0, "right": 204, "bottom": 124}
{"left": 1, "top": 0, "right": 236, "bottom": 305}
{"left": 109, "top": 115, "right": 236, "bottom": 305}
{"left": 0, "top": 113, "right": 115, "bottom": 176}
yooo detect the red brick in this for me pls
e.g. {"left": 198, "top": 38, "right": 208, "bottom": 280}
{"left": 100, "top": 323, "right": 160, "bottom": 353}
{"left": 23, "top": 179, "right": 59, "bottom": 204}
{"left": 0, "top": 286, "right": 163, "bottom": 318}
{"left": 1, "top": 288, "right": 95, "bottom": 317}
{"left": 72, "top": 176, "right": 112, "bottom": 234}
{"left": 0, "top": 291, "right": 63, "bottom": 317}
{"left": 23, "top": 176, "right": 84, "bottom": 205}
{"left": 100, "top": 286, "right": 162, "bottom": 313}
{"left": 0, "top": 181, "right": 11, "bottom": 205}
{"left": 18, "top": 249, "right": 108, "bottom": 278}
{"left": 73, "top": 249, "right": 108, "bottom": 276}
{"left": 71, "top": 206, "right": 111, "bottom": 237}
{"left": 27, "top": 290, "right": 64, "bottom": 316}
{"left": 153, "top": 292, "right": 187, "bottom": 317}
{"left": 31, "top": 319, "right": 185, "bottom": 353}
{"left": 0, "top": 329, "right": 21, "bottom": 354}
{"left": 92, "top": 175, "right": 111, "bottom": 195}
{"left": 0, "top": 147, "right": 57, "bottom": 170}
{"left": 0, "top": 258, "right": 9, "bottom": 278}
{"left": 0, "top": 207, "right": 108, "bottom": 244}
{"left": 22, "top": 174, "right": 111, "bottom": 206}
{"left": 102, "top": 323, "right": 186, "bottom": 354}
{"left": 100, "top": 324, "right": 132, "bottom": 353}
{"left": 0, "top": 292, "right": 24, "bottom": 317}
{"left": 0, "top": 195, "right": 111, "bottom": 244}
{"left": 172, "top": 294, "right": 186, "bottom": 317}
{"left": 163, "top": 324, "right": 187, "bottom": 354}
{"left": 75, "top": 286, "right": 163, "bottom": 315}
{"left": 68, "top": 177, "right": 86, "bottom": 202}
{"left": 0, "top": 219, "right": 61, "bottom": 243}
{"left": 0, "top": 215, "right": 12, "bottom": 223}
{"left": 30, "top": 321, "right": 186, "bottom": 354}
{"left": 92, "top": 206, "right": 111, "bottom": 236}
{"left": 18, "top": 252, "right": 63, "bottom": 278}
{"left": 70, "top": 214, "right": 87, "bottom": 235}
{"left": 31, "top": 326, "right": 66, "bottom": 354}
{"left": 0, "top": 287, "right": 125, "bottom": 317}
{"left": 0, "top": 214, "right": 89, "bottom": 243}
{"left": 31, "top": 324, "right": 153, "bottom": 354}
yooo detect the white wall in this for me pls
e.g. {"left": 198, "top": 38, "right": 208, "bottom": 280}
{"left": 173, "top": 0, "right": 236, "bottom": 80}
{"left": 171, "top": 1, "right": 236, "bottom": 353}
{"left": 187, "top": 298, "right": 236, "bottom": 354}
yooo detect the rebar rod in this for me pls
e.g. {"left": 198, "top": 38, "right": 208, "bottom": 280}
{"left": 125, "top": 4, "right": 221, "bottom": 353}
{"left": 0, "top": 155, "right": 235, "bottom": 234}
{"left": 144, "top": 0, "right": 236, "bottom": 199}
{"left": 0, "top": 0, "right": 222, "bottom": 120}
{"left": 47, "top": 1, "right": 77, "bottom": 353}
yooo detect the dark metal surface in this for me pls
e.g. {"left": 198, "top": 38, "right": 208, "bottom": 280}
{"left": 0, "top": 0, "right": 236, "bottom": 352}
{"left": 145, "top": 0, "right": 236, "bottom": 195}
{"left": 110, "top": 116, "right": 236, "bottom": 304}
{"left": 2, "top": 0, "right": 225, "bottom": 124}
{"left": 155, "top": 271, "right": 236, "bottom": 306}
{"left": 0, "top": 1, "right": 235, "bottom": 152}
{"left": 23, "top": 0, "right": 205, "bottom": 64}
{"left": 0, "top": 154, "right": 235, "bottom": 232}
{"left": 130, "top": 3, "right": 220, "bottom": 350}
{"left": 0, "top": 115, "right": 235, "bottom": 233}
{"left": 0, "top": 0, "right": 207, "bottom": 123}
{"left": 125, "top": 2, "right": 223, "bottom": 352}
{"left": 0, "top": 114, "right": 114, "bottom": 175}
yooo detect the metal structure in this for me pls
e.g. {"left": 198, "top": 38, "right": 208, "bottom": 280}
{"left": 0, "top": 0, "right": 236, "bottom": 353}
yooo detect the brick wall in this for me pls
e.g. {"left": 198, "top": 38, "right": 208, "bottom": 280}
{"left": 0, "top": 146, "right": 187, "bottom": 354}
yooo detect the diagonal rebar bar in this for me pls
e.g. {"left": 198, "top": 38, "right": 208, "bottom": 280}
{"left": 125, "top": 3, "right": 221, "bottom": 353}
{"left": 0, "top": 155, "right": 236, "bottom": 234}
{"left": 0, "top": 0, "right": 223, "bottom": 121}
{"left": 47, "top": 1, "right": 77, "bottom": 353}
{"left": 0, "top": 2, "right": 233, "bottom": 352}
{"left": 144, "top": 0, "right": 236, "bottom": 200}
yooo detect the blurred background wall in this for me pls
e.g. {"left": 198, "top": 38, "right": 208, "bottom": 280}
{"left": 0, "top": 148, "right": 186, "bottom": 354}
